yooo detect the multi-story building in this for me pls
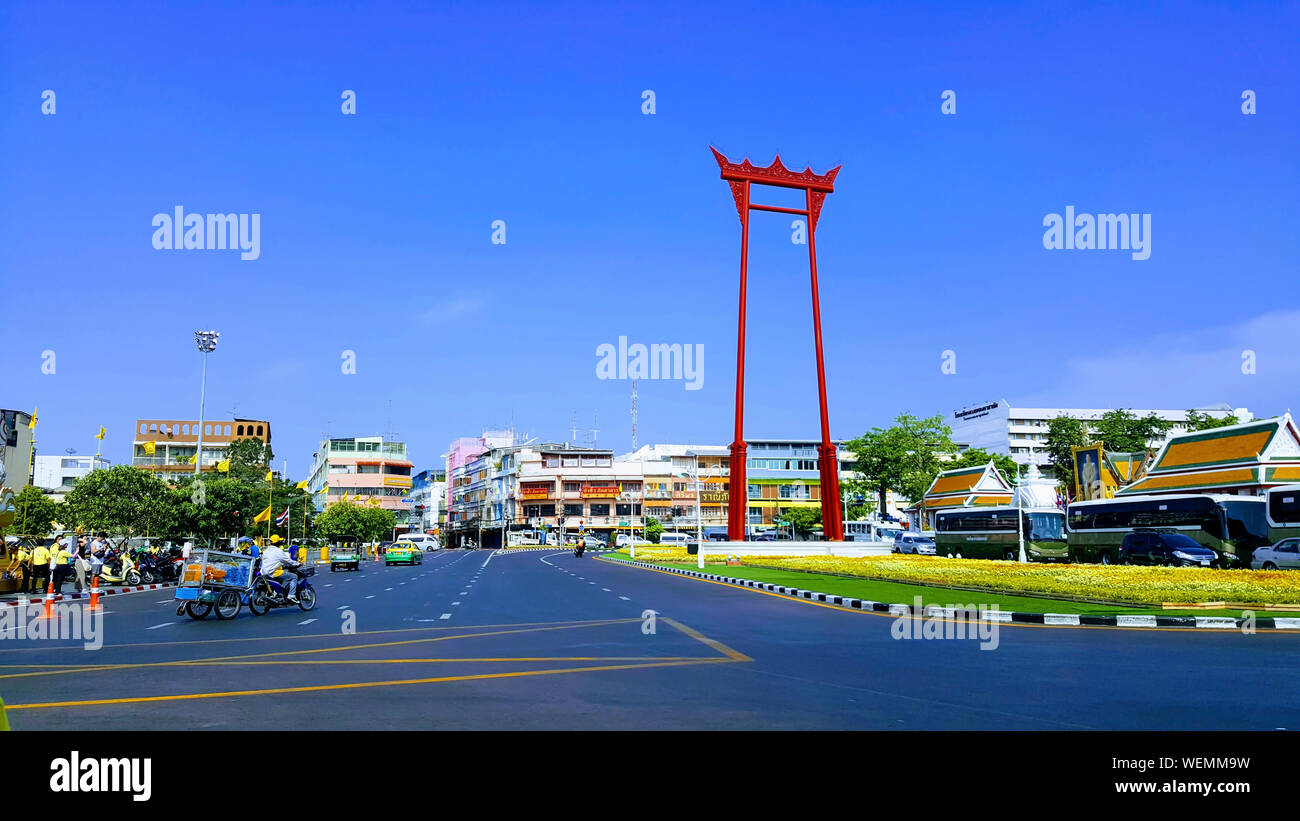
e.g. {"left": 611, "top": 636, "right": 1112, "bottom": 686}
{"left": 306, "top": 436, "right": 413, "bottom": 522}
{"left": 0, "top": 409, "right": 36, "bottom": 491}
{"left": 408, "top": 469, "right": 446, "bottom": 534}
{"left": 442, "top": 432, "right": 866, "bottom": 544}
{"left": 132, "top": 417, "right": 271, "bottom": 477}
{"left": 34, "top": 454, "right": 111, "bottom": 499}
{"left": 950, "top": 400, "right": 1251, "bottom": 470}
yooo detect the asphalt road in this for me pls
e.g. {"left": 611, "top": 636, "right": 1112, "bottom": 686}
{"left": 2, "top": 548, "right": 1298, "bottom": 729}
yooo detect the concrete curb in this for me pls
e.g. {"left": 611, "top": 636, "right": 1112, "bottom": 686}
{"left": 0, "top": 581, "right": 179, "bottom": 608}
{"left": 603, "top": 559, "right": 1300, "bottom": 631}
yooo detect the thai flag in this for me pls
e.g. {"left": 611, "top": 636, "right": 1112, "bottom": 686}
{"left": 275, "top": 506, "right": 290, "bottom": 526}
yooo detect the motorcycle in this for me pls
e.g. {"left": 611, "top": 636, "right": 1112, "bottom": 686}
{"left": 248, "top": 561, "right": 317, "bottom": 615}
{"left": 574, "top": 541, "right": 586, "bottom": 557}
{"left": 98, "top": 548, "right": 141, "bottom": 586}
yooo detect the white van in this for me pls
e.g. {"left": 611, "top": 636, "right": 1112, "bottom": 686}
{"left": 658, "top": 532, "right": 691, "bottom": 545}
{"left": 402, "top": 534, "right": 440, "bottom": 552}
{"left": 615, "top": 534, "right": 652, "bottom": 547}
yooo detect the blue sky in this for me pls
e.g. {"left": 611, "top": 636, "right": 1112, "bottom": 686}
{"left": 2, "top": 1, "right": 1297, "bottom": 479}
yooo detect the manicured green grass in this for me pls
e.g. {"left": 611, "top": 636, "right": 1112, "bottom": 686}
{"left": 600, "top": 555, "right": 1263, "bottom": 619}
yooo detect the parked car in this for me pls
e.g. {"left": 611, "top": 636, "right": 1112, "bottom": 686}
{"left": 751, "top": 532, "right": 776, "bottom": 542}
{"left": 615, "top": 534, "right": 651, "bottom": 547}
{"left": 1119, "top": 531, "right": 1218, "bottom": 567}
{"left": 1251, "top": 538, "right": 1300, "bottom": 570}
{"left": 894, "top": 534, "right": 936, "bottom": 555}
{"left": 658, "top": 532, "right": 691, "bottom": 545}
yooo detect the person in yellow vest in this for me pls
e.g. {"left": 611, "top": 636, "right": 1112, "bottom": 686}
{"left": 4, "top": 545, "right": 30, "bottom": 593}
{"left": 29, "top": 542, "right": 51, "bottom": 594}
{"left": 51, "top": 539, "right": 72, "bottom": 593}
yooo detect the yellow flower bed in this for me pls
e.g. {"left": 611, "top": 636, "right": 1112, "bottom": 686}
{"left": 736, "top": 555, "right": 1300, "bottom": 605}
{"left": 613, "top": 545, "right": 694, "bottom": 562}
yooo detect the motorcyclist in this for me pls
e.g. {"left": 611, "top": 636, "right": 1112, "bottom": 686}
{"left": 261, "top": 542, "right": 301, "bottom": 603}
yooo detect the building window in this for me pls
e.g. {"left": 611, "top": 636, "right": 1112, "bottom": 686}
{"left": 563, "top": 503, "right": 583, "bottom": 516}
{"left": 748, "top": 484, "right": 761, "bottom": 499}
{"left": 563, "top": 482, "right": 581, "bottom": 493}
{"left": 590, "top": 504, "right": 610, "bottom": 516}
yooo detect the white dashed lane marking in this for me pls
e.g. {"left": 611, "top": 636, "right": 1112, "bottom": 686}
{"left": 298, "top": 618, "right": 317, "bottom": 625}
{"left": 440, "top": 613, "right": 452, "bottom": 620}
{"left": 619, "top": 596, "right": 630, "bottom": 601}
{"left": 146, "top": 623, "right": 174, "bottom": 630}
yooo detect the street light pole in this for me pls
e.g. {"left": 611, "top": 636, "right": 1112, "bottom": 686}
{"left": 193, "top": 331, "right": 220, "bottom": 478}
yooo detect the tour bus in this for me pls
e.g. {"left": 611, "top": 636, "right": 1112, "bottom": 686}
{"left": 933, "top": 507, "right": 1068, "bottom": 562}
{"left": 1065, "top": 493, "right": 1268, "bottom": 567}
{"left": 1265, "top": 484, "right": 1300, "bottom": 543}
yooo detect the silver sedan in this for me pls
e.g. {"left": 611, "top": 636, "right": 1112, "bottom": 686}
{"left": 1251, "top": 538, "right": 1300, "bottom": 570}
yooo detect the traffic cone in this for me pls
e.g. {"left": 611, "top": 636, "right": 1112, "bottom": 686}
{"left": 38, "top": 573, "right": 54, "bottom": 620}
{"left": 87, "top": 574, "right": 101, "bottom": 612}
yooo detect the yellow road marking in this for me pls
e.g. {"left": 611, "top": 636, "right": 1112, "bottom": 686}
{"left": 0, "top": 617, "right": 628, "bottom": 654}
{"left": 0, "top": 619, "right": 642, "bottom": 681}
{"left": 4, "top": 658, "right": 741, "bottom": 711}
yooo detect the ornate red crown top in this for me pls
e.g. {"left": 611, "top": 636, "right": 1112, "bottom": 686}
{"left": 710, "top": 146, "right": 840, "bottom": 192}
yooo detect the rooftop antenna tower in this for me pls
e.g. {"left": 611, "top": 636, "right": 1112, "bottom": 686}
{"left": 570, "top": 412, "right": 580, "bottom": 445}
{"left": 631, "top": 380, "right": 639, "bottom": 452}
{"left": 590, "top": 410, "right": 599, "bottom": 447}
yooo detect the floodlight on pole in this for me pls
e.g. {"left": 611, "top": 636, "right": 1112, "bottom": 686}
{"left": 194, "top": 330, "right": 220, "bottom": 477}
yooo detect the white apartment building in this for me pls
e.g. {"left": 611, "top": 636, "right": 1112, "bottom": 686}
{"left": 950, "top": 399, "right": 1252, "bottom": 470}
{"left": 33, "top": 454, "right": 111, "bottom": 493}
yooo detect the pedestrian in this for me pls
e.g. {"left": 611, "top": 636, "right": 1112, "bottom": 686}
{"left": 73, "top": 537, "right": 90, "bottom": 593}
{"left": 29, "top": 540, "right": 51, "bottom": 594}
{"left": 4, "top": 544, "right": 31, "bottom": 594}
{"left": 51, "top": 537, "right": 71, "bottom": 593}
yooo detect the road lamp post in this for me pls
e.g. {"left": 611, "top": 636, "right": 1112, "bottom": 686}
{"left": 193, "top": 331, "right": 220, "bottom": 477}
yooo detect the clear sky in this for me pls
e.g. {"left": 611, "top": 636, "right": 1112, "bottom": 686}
{"left": 2, "top": 1, "right": 1297, "bottom": 479}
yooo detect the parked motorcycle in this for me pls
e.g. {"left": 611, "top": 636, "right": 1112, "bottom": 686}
{"left": 99, "top": 548, "right": 141, "bottom": 586}
{"left": 248, "top": 562, "right": 317, "bottom": 615}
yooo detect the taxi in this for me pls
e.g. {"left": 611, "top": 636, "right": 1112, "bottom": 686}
{"left": 385, "top": 540, "right": 423, "bottom": 566}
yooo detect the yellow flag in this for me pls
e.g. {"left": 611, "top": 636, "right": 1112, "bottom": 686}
{"left": 320, "top": 483, "right": 329, "bottom": 493}
{"left": 252, "top": 504, "right": 272, "bottom": 524}
{"left": 188, "top": 454, "right": 198, "bottom": 465}
{"left": 217, "top": 460, "right": 231, "bottom": 473}
{"left": 143, "top": 441, "right": 157, "bottom": 455}
{"left": 295, "top": 480, "right": 309, "bottom": 490}
{"left": 265, "top": 471, "right": 274, "bottom": 482}
{"left": 341, "top": 493, "right": 350, "bottom": 503}
{"left": 27, "top": 407, "right": 37, "bottom": 429}
{"left": 366, "top": 497, "right": 381, "bottom": 507}
{"left": 95, "top": 426, "right": 106, "bottom": 441}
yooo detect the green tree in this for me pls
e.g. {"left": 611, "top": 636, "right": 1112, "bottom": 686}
{"left": 644, "top": 516, "right": 664, "bottom": 544}
{"left": 1044, "top": 415, "right": 1089, "bottom": 493}
{"left": 170, "top": 476, "right": 260, "bottom": 543}
{"left": 1185, "top": 410, "right": 1241, "bottom": 432}
{"left": 846, "top": 414, "right": 955, "bottom": 512}
{"left": 1093, "top": 409, "right": 1173, "bottom": 452}
{"left": 224, "top": 437, "right": 274, "bottom": 485}
{"left": 783, "top": 506, "right": 822, "bottom": 538}
{"left": 314, "top": 501, "right": 367, "bottom": 542}
{"left": 358, "top": 505, "right": 398, "bottom": 542}
{"left": 63, "top": 465, "right": 172, "bottom": 537}
{"left": 7, "top": 486, "right": 60, "bottom": 538}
